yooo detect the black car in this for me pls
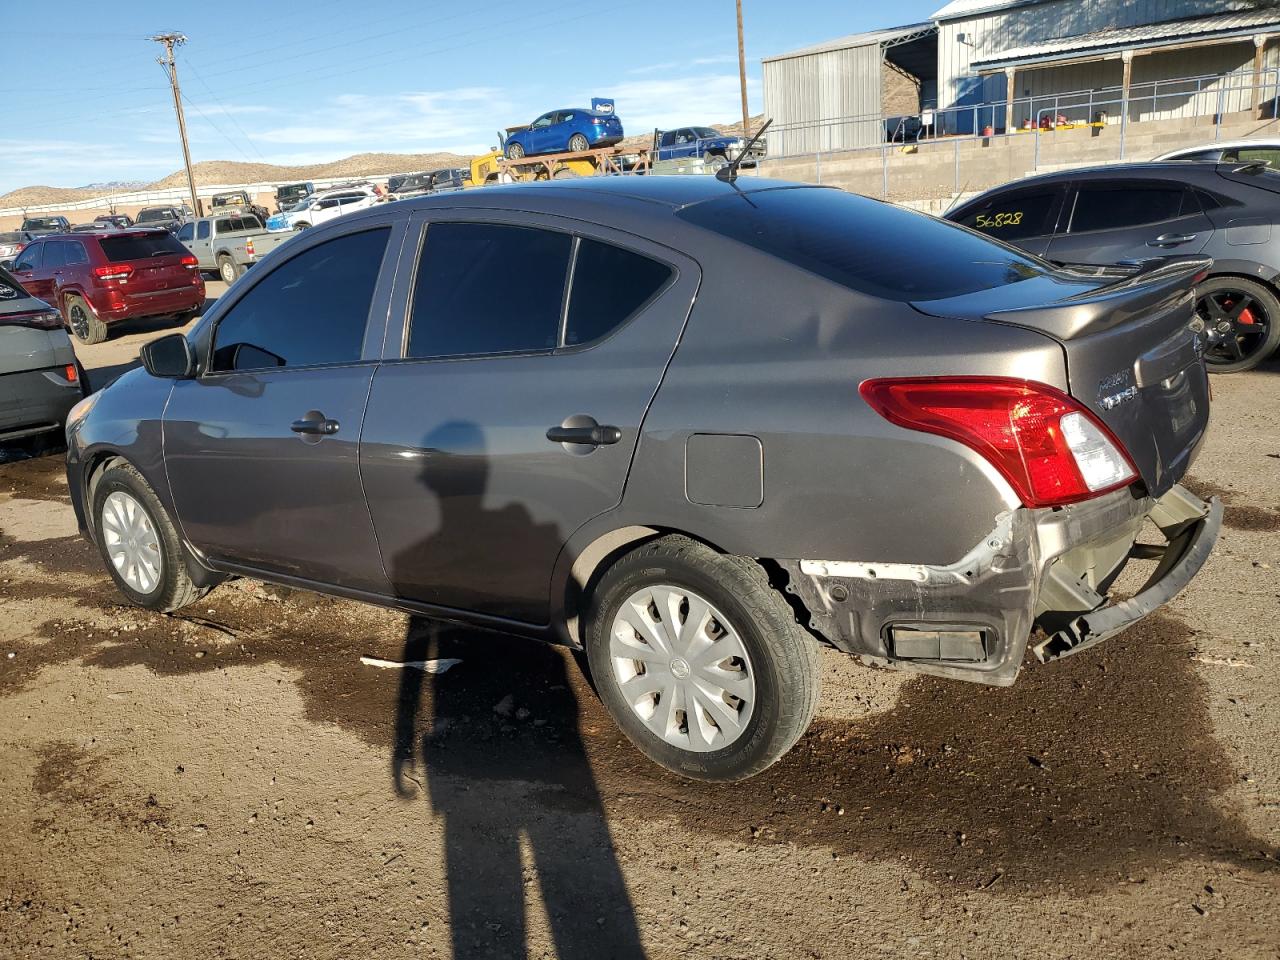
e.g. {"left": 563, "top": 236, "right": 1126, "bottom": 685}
{"left": 947, "top": 161, "right": 1280, "bottom": 372}
{"left": 134, "top": 206, "right": 192, "bottom": 234}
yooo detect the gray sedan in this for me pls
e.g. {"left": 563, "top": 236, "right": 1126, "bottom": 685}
{"left": 64, "top": 177, "right": 1220, "bottom": 781}
{"left": 0, "top": 266, "right": 84, "bottom": 443}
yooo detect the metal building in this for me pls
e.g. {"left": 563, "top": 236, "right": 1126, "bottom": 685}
{"left": 762, "top": 24, "right": 938, "bottom": 156}
{"left": 762, "top": 0, "right": 1280, "bottom": 157}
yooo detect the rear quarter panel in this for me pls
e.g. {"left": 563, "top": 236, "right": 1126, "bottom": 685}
{"left": 618, "top": 243, "right": 1069, "bottom": 567}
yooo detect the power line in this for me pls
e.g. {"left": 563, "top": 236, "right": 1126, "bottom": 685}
{"left": 183, "top": 58, "right": 268, "bottom": 163}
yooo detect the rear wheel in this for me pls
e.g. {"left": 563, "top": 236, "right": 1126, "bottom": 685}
{"left": 217, "top": 255, "right": 243, "bottom": 284}
{"left": 1197, "top": 276, "right": 1280, "bottom": 373}
{"left": 568, "top": 133, "right": 590, "bottom": 153}
{"left": 293, "top": 222, "right": 310, "bottom": 232}
{"left": 64, "top": 294, "right": 107, "bottom": 345}
{"left": 584, "top": 535, "right": 820, "bottom": 782}
{"left": 505, "top": 141, "right": 525, "bottom": 160}
{"left": 92, "top": 461, "right": 210, "bottom": 612}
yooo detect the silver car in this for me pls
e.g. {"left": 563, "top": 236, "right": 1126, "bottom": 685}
{"left": 0, "top": 266, "right": 84, "bottom": 443}
{"left": 64, "top": 178, "right": 1221, "bottom": 781}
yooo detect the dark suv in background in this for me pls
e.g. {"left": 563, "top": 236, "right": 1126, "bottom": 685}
{"left": 10, "top": 229, "right": 204, "bottom": 344}
{"left": 947, "top": 161, "right": 1280, "bottom": 372}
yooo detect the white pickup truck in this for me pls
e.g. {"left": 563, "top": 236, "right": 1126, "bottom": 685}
{"left": 176, "top": 213, "right": 292, "bottom": 284}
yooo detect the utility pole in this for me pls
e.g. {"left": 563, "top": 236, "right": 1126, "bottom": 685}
{"left": 736, "top": 0, "right": 750, "bottom": 135}
{"left": 149, "top": 32, "right": 200, "bottom": 217}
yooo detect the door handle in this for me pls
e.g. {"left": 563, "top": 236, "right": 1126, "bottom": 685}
{"left": 546, "top": 423, "right": 622, "bottom": 446}
{"left": 291, "top": 414, "right": 340, "bottom": 436}
{"left": 1148, "top": 233, "right": 1197, "bottom": 247}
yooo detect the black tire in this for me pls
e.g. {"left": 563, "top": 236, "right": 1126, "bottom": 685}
{"left": 552, "top": 167, "right": 580, "bottom": 180}
{"left": 64, "top": 294, "right": 107, "bottom": 345}
{"left": 568, "top": 133, "right": 590, "bottom": 153}
{"left": 584, "top": 535, "right": 820, "bottom": 782}
{"left": 92, "top": 460, "right": 209, "bottom": 613}
{"left": 505, "top": 141, "right": 525, "bottom": 160}
{"left": 217, "top": 255, "right": 243, "bottom": 285}
{"left": 1197, "top": 276, "right": 1280, "bottom": 373}
{"left": 293, "top": 222, "right": 310, "bottom": 231}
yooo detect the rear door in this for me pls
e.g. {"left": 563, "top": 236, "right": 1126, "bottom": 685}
{"left": 949, "top": 184, "right": 1066, "bottom": 257}
{"left": 360, "top": 212, "right": 698, "bottom": 623}
{"left": 164, "top": 221, "right": 405, "bottom": 590}
{"left": 1046, "top": 179, "right": 1214, "bottom": 265}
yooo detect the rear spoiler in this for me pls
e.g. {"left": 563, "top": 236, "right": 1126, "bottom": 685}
{"left": 983, "top": 255, "right": 1212, "bottom": 341}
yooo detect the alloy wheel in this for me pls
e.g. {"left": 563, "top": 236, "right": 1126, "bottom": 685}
{"left": 1198, "top": 288, "right": 1271, "bottom": 366}
{"left": 69, "top": 303, "right": 89, "bottom": 341}
{"left": 100, "top": 490, "right": 162, "bottom": 595}
{"left": 609, "top": 584, "right": 756, "bottom": 752}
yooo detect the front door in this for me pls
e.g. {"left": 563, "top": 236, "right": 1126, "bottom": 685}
{"left": 1046, "top": 180, "right": 1214, "bottom": 266}
{"left": 360, "top": 213, "right": 698, "bottom": 623}
{"left": 10, "top": 242, "right": 53, "bottom": 303}
{"left": 164, "top": 223, "right": 401, "bottom": 592}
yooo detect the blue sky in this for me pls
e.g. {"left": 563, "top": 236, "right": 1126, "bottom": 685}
{"left": 3, "top": 0, "right": 940, "bottom": 193}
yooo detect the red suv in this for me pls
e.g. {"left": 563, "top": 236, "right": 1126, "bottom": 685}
{"left": 8, "top": 229, "right": 205, "bottom": 344}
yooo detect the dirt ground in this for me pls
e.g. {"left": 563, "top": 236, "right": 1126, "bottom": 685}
{"left": 0, "top": 312, "right": 1278, "bottom": 959}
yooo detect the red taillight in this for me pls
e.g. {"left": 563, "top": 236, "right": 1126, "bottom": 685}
{"left": 92, "top": 263, "right": 134, "bottom": 283}
{"left": 181, "top": 254, "right": 198, "bottom": 268}
{"left": 64, "top": 364, "right": 78, "bottom": 383}
{"left": 859, "top": 377, "right": 1137, "bottom": 508}
{"left": 245, "top": 239, "right": 256, "bottom": 257}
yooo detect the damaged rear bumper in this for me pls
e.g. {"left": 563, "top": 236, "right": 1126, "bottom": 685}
{"left": 777, "top": 485, "right": 1221, "bottom": 686}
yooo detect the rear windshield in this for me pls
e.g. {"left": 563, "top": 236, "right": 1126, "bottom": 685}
{"left": 100, "top": 233, "right": 188, "bottom": 262}
{"left": 0, "top": 232, "right": 26, "bottom": 243}
{"left": 278, "top": 185, "right": 309, "bottom": 199}
{"left": 136, "top": 208, "right": 176, "bottom": 223}
{"left": 676, "top": 187, "right": 1049, "bottom": 302}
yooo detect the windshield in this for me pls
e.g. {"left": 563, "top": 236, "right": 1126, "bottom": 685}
{"left": 278, "top": 185, "right": 309, "bottom": 200}
{"left": 677, "top": 187, "right": 1050, "bottom": 303}
{"left": 21, "top": 218, "right": 63, "bottom": 231}
{"left": 136, "top": 209, "right": 174, "bottom": 223}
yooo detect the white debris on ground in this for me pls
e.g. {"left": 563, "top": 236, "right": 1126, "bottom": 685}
{"left": 358, "top": 655, "right": 462, "bottom": 673}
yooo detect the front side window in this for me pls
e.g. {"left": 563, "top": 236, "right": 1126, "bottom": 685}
{"left": 13, "top": 244, "right": 41, "bottom": 271}
{"left": 532, "top": 113, "right": 553, "bottom": 129}
{"left": 407, "top": 222, "right": 571, "bottom": 359}
{"left": 1069, "top": 183, "right": 1189, "bottom": 233}
{"left": 177, "top": 223, "right": 195, "bottom": 242}
{"left": 210, "top": 228, "right": 389, "bottom": 372}
{"left": 954, "top": 189, "right": 1060, "bottom": 241}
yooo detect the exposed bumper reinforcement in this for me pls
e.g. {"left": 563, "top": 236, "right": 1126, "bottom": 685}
{"left": 1032, "top": 495, "right": 1222, "bottom": 663}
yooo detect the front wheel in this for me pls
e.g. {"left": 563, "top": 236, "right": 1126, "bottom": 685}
{"left": 584, "top": 536, "right": 820, "bottom": 782}
{"left": 568, "top": 133, "right": 590, "bottom": 153}
{"left": 1197, "top": 276, "right": 1280, "bottom": 373}
{"left": 505, "top": 141, "right": 525, "bottom": 159}
{"left": 92, "top": 460, "right": 210, "bottom": 612}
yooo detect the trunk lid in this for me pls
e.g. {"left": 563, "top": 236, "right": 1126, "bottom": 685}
{"left": 99, "top": 232, "right": 194, "bottom": 293}
{"left": 912, "top": 256, "right": 1212, "bottom": 497}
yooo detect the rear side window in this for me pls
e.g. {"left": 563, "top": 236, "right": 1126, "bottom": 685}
{"left": 953, "top": 189, "right": 1060, "bottom": 241}
{"left": 211, "top": 228, "right": 389, "bottom": 372}
{"left": 407, "top": 223, "right": 571, "bottom": 359}
{"left": 1224, "top": 146, "right": 1280, "bottom": 168}
{"left": 1069, "top": 184, "right": 1189, "bottom": 233}
{"left": 63, "top": 241, "right": 88, "bottom": 265}
{"left": 197, "top": 221, "right": 211, "bottom": 240}
{"left": 565, "top": 239, "right": 673, "bottom": 346}
{"left": 677, "top": 187, "right": 1049, "bottom": 302}
{"left": 100, "top": 233, "right": 188, "bottom": 262}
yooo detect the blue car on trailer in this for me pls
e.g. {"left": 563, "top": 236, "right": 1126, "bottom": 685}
{"left": 504, "top": 105, "right": 624, "bottom": 158}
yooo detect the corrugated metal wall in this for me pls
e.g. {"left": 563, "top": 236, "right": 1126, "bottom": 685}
{"left": 763, "top": 43, "right": 884, "bottom": 155}
{"left": 937, "top": 0, "right": 1247, "bottom": 111}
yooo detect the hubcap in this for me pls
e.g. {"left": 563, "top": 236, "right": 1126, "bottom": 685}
{"left": 1197, "top": 289, "right": 1270, "bottom": 365}
{"left": 221, "top": 261, "right": 234, "bottom": 283}
{"left": 100, "top": 491, "right": 162, "bottom": 594}
{"left": 609, "top": 584, "right": 756, "bottom": 753}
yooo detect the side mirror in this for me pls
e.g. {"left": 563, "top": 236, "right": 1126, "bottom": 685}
{"left": 141, "top": 333, "right": 196, "bottom": 379}
{"left": 0, "top": 259, "right": 12, "bottom": 271}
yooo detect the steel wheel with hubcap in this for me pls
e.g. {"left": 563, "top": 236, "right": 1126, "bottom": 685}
{"left": 1195, "top": 276, "right": 1280, "bottom": 373}
{"left": 100, "top": 490, "right": 162, "bottom": 595}
{"left": 91, "top": 460, "right": 214, "bottom": 612}
{"left": 609, "top": 583, "right": 756, "bottom": 752}
{"left": 219, "top": 256, "right": 238, "bottom": 284}
{"left": 586, "top": 535, "right": 820, "bottom": 781}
